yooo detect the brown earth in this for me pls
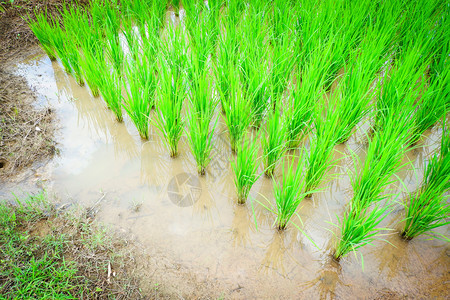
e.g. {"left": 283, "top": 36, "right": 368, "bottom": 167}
{"left": 0, "top": 0, "right": 64, "bottom": 179}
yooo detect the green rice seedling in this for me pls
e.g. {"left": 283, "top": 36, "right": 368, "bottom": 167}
{"left": 272, "top": 152, "right": 309, "bottom": 230}
{"left": 269, "top": 35, "right": 296, "bottom": 110}
{"left": 238, "top": 40, "right": 269, "bottom": 127}
{"left": 214, "top": 25, "right": 239, "bottom": 114}
{"left": 47, "top": 21, "right": 71, "bottom": 74}
{"left": 79, "top": 40, "right": 104, "bottom": 97}
{"left": 186, "top": 107, "right": 218, "bottom": 175}
{"left": 98, "top": 65, "right": 123, "bottom": 123}
{"left": 123, "top": 53, "right": 157, "bottom": 139}
{"left": 187, "top": 54, "right": 216, "bottom": 120}
{"left": 261, "top": 109, "right": 286, "bottom": 178}
{"left": 231, "top": 135, "right": 261, "bottom": 204}
{"left": 410, "top": 45, "right": 450, "bottom": 144}
{"left": 283, "top": 54, "right": 328, "bottom": 150}
{"left": 186, "top": 8, "right": 214, "bottom": 76}
{"left": 154, "top": 49, "right": 185, "bottom": 157}
{"left": 303, "top": 98, "right": 340, "bottom": 197}
{"left": 27, "top": 8, "right": 58, "bottom": 61}
{"left": 333, "top": 202, "right": 392, "bottom": 262}
{"left": 375, "top": 46, "right": 430, "bottom": 132}
{"left": 222, "top": 70, "right": 253, "bottom": 152}
{"left": 402, "top": 125, "right": 450, "bottom": 240}
{"left": 225, "top": 0, "right": 245, "bottom": 27}
{"left": 122, "top": 15, "right": 142, "bottom": 62}
{"left": 269, "top": 0, "right": 297, "bottom": 43}
{"left": 186, "top": 49, "right": 218, "bottom": 180}
{"left": 352, "top": 112, "right": 415, "bottom": 210}
{"left": 332, "top": 111, "right": 415, "bottom": 261}
{"left": 284, "top": 42, "right": 336, "bottom": 150}
{"left": 160, "top": 21, "right": 187, "bottom": 85}
{"left": 295, "top": 0, "right": 339, "bottom": 68}
{"left": 65, "top": 39, "right": 84, "bottom": 86}
{"left": 331, "top": 21, "right": 396, "bottom": 144}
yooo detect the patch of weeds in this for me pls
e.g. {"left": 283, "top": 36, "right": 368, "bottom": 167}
{"left": 0, "top": 191, "right": 143, "bottom": 299}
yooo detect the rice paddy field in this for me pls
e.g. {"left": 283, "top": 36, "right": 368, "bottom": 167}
{"left": 2, "top": 0, "right": 449, "bottom": 298}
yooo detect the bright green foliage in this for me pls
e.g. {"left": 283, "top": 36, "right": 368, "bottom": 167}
{"left": 215, "top": 20, "right": 239, "bottom": 114}
{"left": 333, "top": 203, "right": 392, "bottom": 262}
{"left": 222, "top": 70, "right": 253, "bottom": 152}
{"left": 98, "top": 66, "right": 123, "bottom": 122}
{"left": 231, "top": 135, "right": 260, "bottom": 204}
{"left": 262, "top": 109, "right": 286, "bottom": 177}
{"left": 28, "top": 8, "right": 58, "bottom": 61}
{"left": 123, "top": 51, "right": 157, "bottom": 139}
{"left": 410, "top": 37, "right": 450, "bottom": 144}
{"left": 402, "top": 125, "right": 450, "bottom": 240}
{"left": 334, "top": 111, "right": 415, "bottom": 261}
{"left": 304, "top": 98, "right": 340, "bottom": 197}
{"left": 269, "top": 35, "right": 295, "bottom": 110}
{"left": 273, "top": 153, "right": 309, "bottom": 230}
{"left": 186, "top": 107, "right": 217, "bottom": 175}
{"left": 154, "top": 65, "right": 185, "bottom": 157}
{"left": 186, "top": 51, "right": 218, "bottom": 174}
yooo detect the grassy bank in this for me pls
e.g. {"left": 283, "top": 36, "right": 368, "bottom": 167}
{"left": 0, "top": 191, "right": 142, "bottom": 299}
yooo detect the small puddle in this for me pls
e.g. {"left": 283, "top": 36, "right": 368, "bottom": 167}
{"left": 2, "top": 52, "right": 449, "bottom": 298}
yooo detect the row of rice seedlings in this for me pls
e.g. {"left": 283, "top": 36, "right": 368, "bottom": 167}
{"left": 261, "top": 109, "right": 286, "bottom": 177}
{"left": 402, "top": 123, "right": 450, "bottom": 240}
{"left": 154, "top": 23, "right": 186, "bottom": 157}
{"left": 333, "top": 111, "right": 415, "bottom": 261}
{"left": 231, "top": 135, "right": 260, "bottom": 204}
{"left": 27, "top": 8, "right": 58, "bottom": 61}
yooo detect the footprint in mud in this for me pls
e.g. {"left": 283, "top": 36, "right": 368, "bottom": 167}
{"left": 167, "top": 172, "right": 202, "bottom": 207}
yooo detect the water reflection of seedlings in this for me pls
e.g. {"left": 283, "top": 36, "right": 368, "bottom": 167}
{"left": 301, "top": 260, "right": 347, "bottom": 300}
{"left": 231, "top": 205, "right": 254, "bottom": 247}
{"left": 260, "top": 232, "right": 287, "bottom": 276}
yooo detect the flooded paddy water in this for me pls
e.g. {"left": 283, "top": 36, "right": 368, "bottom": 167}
{"left": 2, "top": 48, "right": 447, "bottom": 299}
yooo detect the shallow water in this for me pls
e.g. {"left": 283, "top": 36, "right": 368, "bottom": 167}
{"left": 3, "top": 52, "right": 449, "bottom": 299}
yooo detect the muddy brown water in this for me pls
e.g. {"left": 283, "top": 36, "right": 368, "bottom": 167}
{"left": 1, "top": 51, "right": 449, "bottom": 299}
